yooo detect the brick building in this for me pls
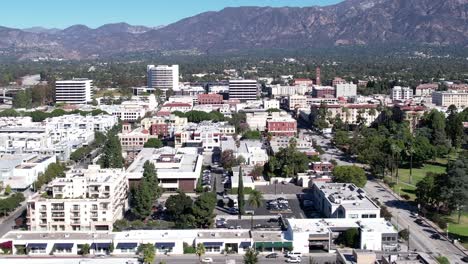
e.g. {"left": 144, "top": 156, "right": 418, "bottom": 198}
{"left": 267, "top": 117, "right": 297, "bottom": 136}
{"left": 197, "top": 94, "right": 224, "bottom": 105}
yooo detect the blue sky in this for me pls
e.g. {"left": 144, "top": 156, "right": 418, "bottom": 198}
{"left": 1, "top": 0, "right": 342, "bottom": 29}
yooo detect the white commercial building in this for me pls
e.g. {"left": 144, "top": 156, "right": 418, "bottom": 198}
{"left": 174, "top": 121, "right": 235, "bottom": 150}
{"left": 270, "top": 85, "right": 309, "bottom": 97}
{"left": 312, "top": 182, "right": 381, "bottom": 219}
{"left": 127, "top": 147, "right": 203, "bottom": 192}
{"left": 0, "top": 154, "right": 56, "bottom": 190}
{"left": 55, "top": 79, "right": 93, "bottom": 104}
{"left": 147, "top": 65, "right": 179, "bottom": 90}
{"left": 286, "top": 218, "right": 398, "bottom": 253}
{"left": 229, "top": 80, "right": 259, "bottom": 101}
{"left": 432, "top": 91, "right": 468, "bottom": 108}
{"left": 27, "top": 165, "right": 128, "bottom": 232}
{"left": 100, "top": 95, "right": 157, "bottom": 121}
{"left": 391, "top": 86, "right": 413, "bottom": 101}
{"left": 288, "top": 94, "right": 308, "bottom": 110}
{"left": 335, "top": 83, "right": 357, "bottom": 98}
{"left": 263, "top": 99, "right": 280, "bottom": 110}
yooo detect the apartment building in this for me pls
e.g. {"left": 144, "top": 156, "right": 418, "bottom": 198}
{"left": 118, "top": 124, "right": 150, "bottom": 151}
{"left": 229, "top": 80, "right": 259, "bottom": 101}
{"left": 312, "top": 86, "right": 335, "bottom": 98}
{"left": 335, "top": 83, "right": 357, "bottom": 98}
{"left": 288, "top": 94, "right": 308, "bottom": 110}
{"left": 332, "top": 77, "right": 347, "bottom": 86}
{"left": 127, "top": 147, "right": 203, "bottom": 192}
{"left": 141, "top": 114, "right": 188, "bottom": 137}
{"left": 263, "top": 99, "right": 280, "bottom": 110}
{"left": 432, "top": 91, "right": 468, "bottom": 108}
{"left": 0, "top": 154, "right": 56, "bottom": 190}
{"left": 271, "top": 85, "right": 309, "bottom": 97}
{"left": 294, "top": 78, "right": 313, "bottom": 87}
{"left": 55, "top": 79, "right": 93, "bottom": 104}
{"left": 147, "top": 65, "right": 179, "bottom": 90}
{"left": 391, "top": 86, "right": 413, "bottom": 101}
{"left": 174, "top": 121, "right": 235, "bottom": 150}
{"left": 269, "top": 136, "right": 316, "bottom": 156}
{"left": 311, "top": 104, "right": 380, "bottom": 126}
{"left": 312, "top": 182, "right": 381, "bottom": 219}
{"left": 27, "top": 165, "right": 128, "bottom": 232}
{"left": 266, "top": 116, "right": 297, "bottom": 136}
{"left": 100, "top": 95, "right": 157, "bottom": 121}
{"left": 415, "top": 83, "right": 438, "bottom": 97}
{"left": 160, "top": 102, "right": 192, "bottom": 113}
{"left": 198, "top": 94, "right": 223, "bottom": 105}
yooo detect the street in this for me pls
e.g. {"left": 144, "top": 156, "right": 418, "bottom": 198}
{"left": 304, "top": 129, "right": 467, "bottom": 263}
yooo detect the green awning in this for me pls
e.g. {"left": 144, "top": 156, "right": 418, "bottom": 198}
{"left": 283, "top": 242, "right": 293, "bottom": 248}
{"left": 254, "top": 242, "right": 264, "bottom": 249}
{"left": 263, "top": 242, "right": 274, "bottom": 248}
{"left": 273, "top": 242, "right": 283, "bottom": 248}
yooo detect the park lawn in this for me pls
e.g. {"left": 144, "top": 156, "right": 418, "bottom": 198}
{"left": 446, "top": 212, "right": 468, "bottom": 248}
{"left": 391, "top": 182, "right": 417, "bottom": 201}
{"left": 398, "top": 164, "right": 446, "bottom": 185}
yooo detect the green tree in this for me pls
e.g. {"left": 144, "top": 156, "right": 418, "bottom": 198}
{"left": 196, "top": 243, "right": 205, "bottom": 263}
{"left": 12, "top": 90, "right": 32, "bottom": 109}
{"left": 436, "top": 256, "right": 450, "bottom": 264}
{"left": 99, "top": 130, "right": 123, "bottom": 168}
{"left": 221, "top": 150, "right": 238, "bottom": 169}
{"left": 138, "top": 243, "right": 155, "bottom": 264}
{"left": 242, "top": 130, "right": 261, "bottom": 140}
{"left": 132, "top": 161, "right": 161, "bottom": 219}
{"left": 80, "top": 243, "right": 90, "bottom": 255}
{"left": 338, "top": 228, "right": 359, "bottom": 248}
{"left": 398, "top": 229, "right": 409, "bottom": 241}
{"left": 250, "top": 165, "right": 263, "bottom": 180}
{"left": 243, "top": 248, "right": 259, "bottom": 264}
{"left": 248, "top": 189, "right": 263, "bottom": 209}
{"left": 192, "top": 192, "right": 217, "bottom": 228}
{"left": 332, "top": 166, "right": 367, "bottom": 187}
{"left": 4, "top": 185, "right": 12, "bottom": 196}
{"left": 446, "top": 105, "right": 464, "bottom": 149}
{"left": 165, "top": 192, "right": 194, "bottom": 228}
{"left": 444, "top": 156, "right": 468, "bottom": 222}
{"left": 238, "top": 169, "right": 245, "bottom": 219}
{"left": 144, "top": 138, "right": 163, "bottom": 148}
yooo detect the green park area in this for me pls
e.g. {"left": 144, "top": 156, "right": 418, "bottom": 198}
{"left": 447, "top": 212, "right": 468, "bottom": 248}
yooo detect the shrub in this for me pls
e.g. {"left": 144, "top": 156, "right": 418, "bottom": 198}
{"left": 401, "top": 194, "right": 411, "bottom": 200}
{"left": 183, "top": 242, "right": 196, "bottom": 254}
{"left": 398, "top": 229, "right": 409, "bottom": 241}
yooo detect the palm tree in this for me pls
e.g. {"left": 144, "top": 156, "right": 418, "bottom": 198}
{"left": 196, "top": 243, "right": 205, "bottom": 263}
{"left": 248, "top": 190, "right": 263, "bottom": 209}
{"left": 243, "top": 248, "right": 259, "bottom": 264}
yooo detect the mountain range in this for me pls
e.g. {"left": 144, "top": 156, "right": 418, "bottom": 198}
{"left": 0, "top": 0, "right": 466, "bottom": 60}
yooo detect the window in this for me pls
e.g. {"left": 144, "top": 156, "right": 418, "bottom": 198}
{"left": 349, "top": 214, "right": 359, "bottom": 219}
{"left": 369, "top": 214, "right": 377, "bottom": 218}
{"left": 362, "top": 214, "right": 369, "bottom": 218}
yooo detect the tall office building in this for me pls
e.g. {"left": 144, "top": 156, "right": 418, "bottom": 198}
{"left": 229, "top": 80, "right": 259, "bottom": 101}
{"left": 147, "top": 65, "right": 179, "bottom": 90}
{"left": 55, "top": 78, "right": 93, "bottom": 104}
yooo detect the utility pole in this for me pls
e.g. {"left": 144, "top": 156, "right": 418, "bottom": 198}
{"left": 407, "top": 225, "right": 410, "bottom": 251}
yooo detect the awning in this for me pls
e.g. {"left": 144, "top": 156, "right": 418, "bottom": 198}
{"left": 155, "top": 242, "right": 175, "bottom": 248}
{"left": 239, "top": 241, "right": 251, "bottom": 248}
{"left": 0, "top": 241, "right": 12, "bottom": 249}
{"left": 283, "top": 242, "right": 293, "bottom": 248}
{"left": 263, "top": 242, "right": 274, "bottom": 248}
{"left": 203, "top": 242, "right": 223, "bottom": 247}
{"left": 254, "top": 242, "right": 264, "bottom": 249}
{"left": 273, "top": 242, "right": 283, "bottom": 248}
{"left": 54, "top": 243, "right": 74, "bottom": 249}
{"left": 91, "top": 243, "right": 111, "bottom": 249}
{"left": 116, "top": 243, "right": 137, "bottom": 249}
{"left": 27, "top": 243, "right": 47, "bottom": 249}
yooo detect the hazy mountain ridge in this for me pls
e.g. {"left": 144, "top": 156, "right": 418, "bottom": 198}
{"left": 0, "top": 0, "right": 466, "bottom": 60}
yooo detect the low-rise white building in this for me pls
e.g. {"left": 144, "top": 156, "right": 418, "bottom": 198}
{"left": 27, "top": 165, "right": 128, "bottom": 232}
{"left": 127, "top": 147, "right": 203, "bottom": 192}
{"left": 391, "top": 86, "right": 413, "bottom": 101}
{"left": 174, "top": 121, "right": 235, "bottom": 150}
{"left": 0, "top": 154, "right": 56, "bottom": 190}
{"left": 312, "top": 182, "right": 380, "bottom": 219}
{"left": 432, "top": 91, "right": 468, "bottom": 108}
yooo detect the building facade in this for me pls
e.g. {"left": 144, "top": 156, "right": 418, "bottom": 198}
{"left": 147, "top": 65, "right": 179, "bottom": 90}
{"left": 335, "top": 83, "right": 357, "bottom": 98}
{"left": 229, "top": 80, "right": 259, "bottom": 101}
{"left": 391, "top": 86, "right": 413, "bottom": 101}
{"left": 55, "top": 79, "right": 93, "bottom": 104}
{"left": 432, "top": 91, "right": 468, "bottom": 108}
{"left": 27, "top": 165, "right": 128, "bottom": 232}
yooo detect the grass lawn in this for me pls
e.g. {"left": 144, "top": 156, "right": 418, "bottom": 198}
{"left": 398, "top": 164, "right": 446, "bottom": 185}
{"left": 391, "top": 182, "right": 417, "bottom": 201}
{"left": 445, "top": 212, "right": 468, "bottom": 247}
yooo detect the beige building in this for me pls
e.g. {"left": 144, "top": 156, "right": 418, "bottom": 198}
{"left": 288, "top": 94, "right": 308, "bottom": 110}
{"left": 432, "top": 91, "right": 468, "bottom": 108}
{"left": 311, "top": 104, "right": 380, "bottom": 126}
{"left": 27, "top": 165, "right": 128, "bottom": 232}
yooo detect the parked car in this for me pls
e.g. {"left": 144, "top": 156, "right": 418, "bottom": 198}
{"left": 286, "top": 256, "right": 302, "bottom": 263}
{"left": 286, "top": 252, "right": 302, "bottom": 258}
{"left": 202, "top": 257, "right": 213, "bottom": 263}
{"left": 461, "top": 256, "right": 468, "bottom": 263}
{"left": 266, "top": 253, "right": 279, "bottom": 258}
{"left": 431, "top": 233, "right": 441, "bottom": 240}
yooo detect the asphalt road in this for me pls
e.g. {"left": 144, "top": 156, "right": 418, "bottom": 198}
{"left": 153, "top": 253, "right": 334, "bottom": 264}
{"left": 302, "top": 129, "right": 467, "bottom": 263}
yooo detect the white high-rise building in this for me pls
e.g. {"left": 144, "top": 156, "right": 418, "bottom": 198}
{"left": 147, "top": 65, "right": 179, "bottom": 90}
{"left": 55, "top": 79, "right": 93, "bottom": 104}
{"left": 391, "top": 86, "right": 413, "bottom": 101}
{"left": 229, "top": 80, "right": 258, "bottom": 101}
{"left": 335, "top": 83, "right": 357, "bottom": 98}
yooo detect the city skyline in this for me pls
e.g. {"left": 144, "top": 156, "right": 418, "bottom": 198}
{"left": 0, "top": 0, "right": 341, "bottom": 29}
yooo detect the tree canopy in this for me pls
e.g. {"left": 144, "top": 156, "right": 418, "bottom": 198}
{"left": 332, "top": 165, "right": 367, "bottom": 187}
